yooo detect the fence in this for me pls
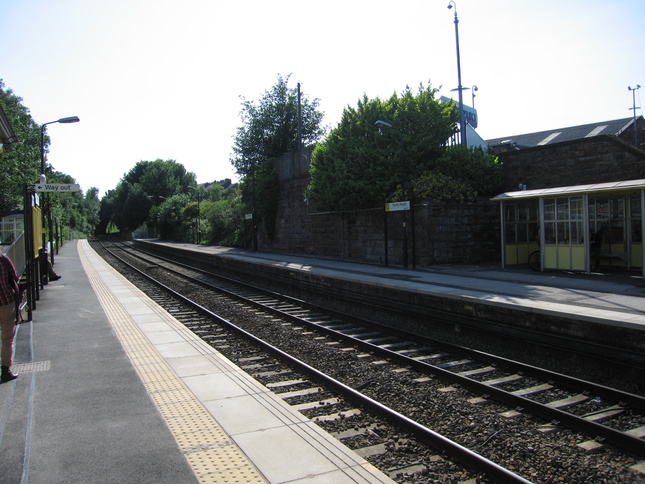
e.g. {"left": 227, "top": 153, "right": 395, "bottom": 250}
{"left": 1, "top": 231, "right": 26, "bottom": 275}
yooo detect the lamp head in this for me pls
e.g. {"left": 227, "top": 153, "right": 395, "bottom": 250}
{"left": 375, "top": 120, "right": 393, "bottom": 129}
{"left": 58, "top": 116, "right": 80, "bottom": 123}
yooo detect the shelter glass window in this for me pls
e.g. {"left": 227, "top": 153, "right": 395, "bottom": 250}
{"left": 504, "top": 201, "right": 538, "bottom": 244}
{"left": 631, "top": 196, "right": 642, "bottom": 243}
{"left": 543, "top": 196, "right": 583, "bottom": 245}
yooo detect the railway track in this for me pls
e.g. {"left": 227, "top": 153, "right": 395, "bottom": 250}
{"left": 94, "top": 239, "right": 645, "bottom": 482}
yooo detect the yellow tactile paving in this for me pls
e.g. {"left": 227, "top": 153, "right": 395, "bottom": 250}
{"left": 78, "top": 242, "right": 268, "bottom": 484}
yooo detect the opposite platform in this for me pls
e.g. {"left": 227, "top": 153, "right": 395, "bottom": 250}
{"left": 0, "top": 240, "right": 394, "bottom": 484}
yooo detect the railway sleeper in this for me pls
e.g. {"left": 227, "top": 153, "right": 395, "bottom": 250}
{"left": 352, "top": 443, "right": 387, "bottom": 458}
{"left": 331, "top": 423, "right": 380, "bottom": 440}
{"left": 277, "top": 387, "right": 323, "bottom": 399}
{"left": 312, "top": 409, "right": 362, "bottom": 422}
{"left": 545, "top": 393, "right": 589, "bottom": 409}
{"left": 291, "top": 397, "right": 341, "bottom": 412}
{"left": 266, "top": 379, "right": 308, "bottom": 389}
{"left": 583, "top": 405, "right": 624, "bottom": 422}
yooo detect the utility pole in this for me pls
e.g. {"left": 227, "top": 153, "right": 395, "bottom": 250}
{"left": 629, "top": 84, "right": 641, "bottom": 148}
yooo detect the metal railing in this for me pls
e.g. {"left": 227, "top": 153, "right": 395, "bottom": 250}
{"left": 1, "top": 231, "right": 26, "bottom": 276}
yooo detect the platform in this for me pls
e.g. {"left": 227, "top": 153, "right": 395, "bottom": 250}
{"left": 0, "top": 240, "right": 394, "bottom": 484}
{"left": 135, "top": 239, "right": 645, "bottom": 360}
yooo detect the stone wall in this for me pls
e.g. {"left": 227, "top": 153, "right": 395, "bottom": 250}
{"left": 499, "top": 135, "right": 645, "bottom": 191}
{"left": 257, "top": 135, "right": 645, "bottom": 267}
{"left": 262, "top": 176, "right": 500, "bottom": 267}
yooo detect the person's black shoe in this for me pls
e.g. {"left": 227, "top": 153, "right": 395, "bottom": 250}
{"left": 1, "top": 366, "right": 18, "bottom": 383}
{"left": 50, "top": 275, "right": 61, "bottom": 281}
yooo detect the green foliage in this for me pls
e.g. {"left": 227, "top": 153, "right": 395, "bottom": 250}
{"left": 239, "top": 169, "right": 280, "bottom": 239}
{"left": 0, "top": 80, "right": 41, "bottom": 213}
{"left": 231, "top": 74, "right": 325, "bottom": 175}
{"left": 43, "top": 171, "right": 101, "bottom": 237}
{"left": 408, "top": 172, "right": 475, "bottom": 204}
{"left": 203, "top": 187, "right": 245, "bottom": 245}
{"left": 207, "top": 184, "right": 225, "bottom": 202}
{"left": 231, "top": 74, "right": 325, "bottom": 240}
{"left": 0, "top": 80, "right": 100, "bottom": 238}
{"left": 306, "top": 83, "right": 502, "bottom": 211}
{"left": 306, "top": 83, "right": 458, "bottom": 211}
{"left": 432, "top": 145, "right": 504, "bottom": 197}
{"left": 156, "top": 194, "right": 191, "bottom": 240}
{"left": 99, "top": 159, "right": 197, "bottom": 233}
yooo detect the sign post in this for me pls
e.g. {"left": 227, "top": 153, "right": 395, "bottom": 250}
{"left": 384, "top": 201, "right": 413, "bottom": 268}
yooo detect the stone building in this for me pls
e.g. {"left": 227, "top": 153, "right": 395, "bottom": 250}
{"left": 258, "top": 116, "right": 645, "bottom": 272}
{"left": 489, "top": 116, "right": 645, "bottom": 275}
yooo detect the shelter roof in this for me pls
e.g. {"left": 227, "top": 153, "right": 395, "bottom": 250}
{"left": 491, "top": 179, "right": 645, "bottom": 201}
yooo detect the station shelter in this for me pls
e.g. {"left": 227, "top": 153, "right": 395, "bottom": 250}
{"left": 491, "top": 179, "right": 645, "bottom": 278}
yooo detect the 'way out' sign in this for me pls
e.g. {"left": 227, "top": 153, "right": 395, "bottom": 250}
{"left": 34, "top": 183, "right": 81, "bottom": 193}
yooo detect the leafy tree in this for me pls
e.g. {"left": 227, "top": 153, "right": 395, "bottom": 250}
{"left": 202, "top": 187, "right": 245, "bottom": 246}
{"left": 101, "top": 159, "right": 197, "bottom": 233}
{"left": 306, "top": 83, "right": 502, "bottom": 211}
{"left": 430, "top": 145, "right": 503, "bottom": 200}
{"left": 0, "top": 80, "right": 41, "bottom": 213}
{"left": 156, "top": 193, "right": 191, "bottom": 240}
{"left": 306, "top": 83, "right": 457, "bottom": 211}
{"left": 207, "top": 184, "right": 225, "bottom": 202}
{"left": 231, "top": 74, "right": 325, "bottom": 238}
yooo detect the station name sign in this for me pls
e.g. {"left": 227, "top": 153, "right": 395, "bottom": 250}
{"left": 385, "top": 201, "right": 410, "bottom": 212}
{"left": 34, "top": 183, "right": 81, "bottom": 193}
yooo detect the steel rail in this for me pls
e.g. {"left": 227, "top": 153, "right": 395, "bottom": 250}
{"left": 102, "top": 241, "right": 534, "bottom": 483}
{"left": 118, "top": 241, "right": 645, "bottom": 457}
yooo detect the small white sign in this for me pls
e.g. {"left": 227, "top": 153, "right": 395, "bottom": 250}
{"left": 385, "top": 201, "right": 410, "bottom": 212}
{"left": 34, "top": 183, "right": 81, "bottom": 193}
{"left": 245, "top": 213, "right": 253, "bottom": 220}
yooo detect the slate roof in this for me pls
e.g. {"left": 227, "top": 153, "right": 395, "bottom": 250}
{"left": 485, "top": 117, "right": 636, "bottom": 148}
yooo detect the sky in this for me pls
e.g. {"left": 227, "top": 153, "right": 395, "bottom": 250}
{"left": 2, "top": 0, "right": 644, "bottom": 198}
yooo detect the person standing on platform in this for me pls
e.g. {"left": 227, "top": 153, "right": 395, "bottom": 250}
{"left": 0, "top": 253, "right": 19, "bottom": 383}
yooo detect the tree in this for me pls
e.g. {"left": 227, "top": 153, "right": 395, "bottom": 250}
{"left": 306, "top": 84, "right": 457, "bottom": 211}
{"left": 231, "top": 74, "right": 325, "bottom": 238}
{"left": 306, "top": 83, "right": 501, "bottom": 211}
{"left": 101, "top": 159, "right": 197, "bottom": 233}
{"left": 0, "top": 80, "right": 41, "bottom": 213}
{"left": 202, "top": 187, "right": 245, "bottom": 246}
{"left": 156, "top": 194, "right": 191, "bottom": 240}
{"left": 231, "top": 74, "right": 325, "bottom": 175}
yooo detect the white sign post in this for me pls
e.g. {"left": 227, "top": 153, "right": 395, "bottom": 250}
{"left": 34, "top": 183, "right": 81, "bottom": 193}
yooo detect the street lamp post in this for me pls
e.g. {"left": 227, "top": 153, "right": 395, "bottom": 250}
{"left": 629, "top": 85, "right": 641, "bottom": 148}
{"left": 40, "top": 116, "right": 80, "bottom": 176}
{"left": 448, "top": 1, "right": 467, "bottom": 147}
{"left": 472, "top": 85, "right": 478, "bottom": 109}
{"left": 39, "top": 116, "right": 79, "bottom": 269}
